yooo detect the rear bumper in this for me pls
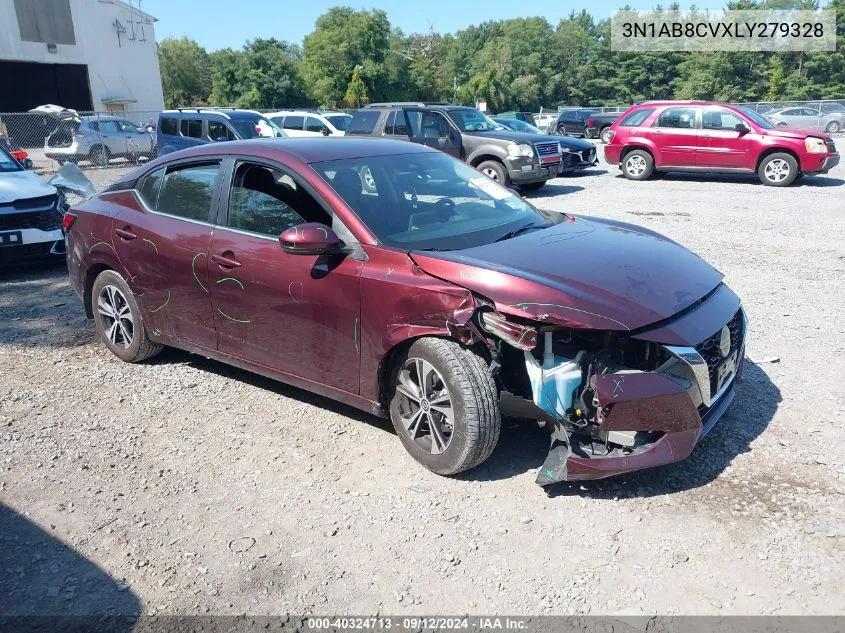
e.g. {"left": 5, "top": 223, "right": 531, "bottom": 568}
{"left": 603, "top": 144, "right": 623, "bottom": 164}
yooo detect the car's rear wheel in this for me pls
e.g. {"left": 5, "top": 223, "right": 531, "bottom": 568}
{"left": 388, "top": 338, "right": 500, "bottom": 476}
{"left": 600, "top": 127, "right": 614, "bottom": 144}
{"left": 92, "top": 270, "right": 163, "bottom": 363}
{"left": 621, "top": 149, "right": 654, "bottom": 180}
{"left": 758, "top": 153, "right": 798, "bottom": 187}
{"left": 825, "top": 121, "right": 841, "bottom": 133}
{"left": 89, "top": 145, "right": 110, "bottom": 167}
{"left": 477, "top": 160, "right": 510, "bottom": 187}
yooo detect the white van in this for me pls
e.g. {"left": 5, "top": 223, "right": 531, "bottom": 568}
{"left": 265, "top": 110, "right": 352, "bottom": 137}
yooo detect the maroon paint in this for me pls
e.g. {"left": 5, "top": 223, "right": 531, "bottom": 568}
{"left": 594, "top": 373, "right": 701, "bottom": 433}
{"left": 66, "top": 138, "right": 745, "bottom": 482}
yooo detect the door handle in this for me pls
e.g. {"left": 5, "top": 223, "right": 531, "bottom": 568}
{"left": 115, "top": 227, "right": 137, "bottom": 240}
{"left": 210, "top": 253, "right": 242, "bottom": 268}
{"left": 701, "top": 133, "right": 712, "bottom": 138}
{"left": 652, "top": 130, "right": 664, "bottom": 135}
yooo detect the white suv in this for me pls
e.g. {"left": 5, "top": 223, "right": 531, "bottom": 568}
{"left": 266, "top": 110, "right": 352, "bottom": 137}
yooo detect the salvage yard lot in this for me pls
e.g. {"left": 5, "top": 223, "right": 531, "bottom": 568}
{"left": 2, "top": 154, "right": 844, "bottom": 617}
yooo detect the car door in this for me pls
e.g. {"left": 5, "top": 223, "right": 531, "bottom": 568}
{"left": 281, "top": 115, "right": 306, "bottom": 137}
{"left": 178, "top": 118, "right": 207, "bottom": 149}
{"left": 118, "top": 119, "right": 153, "bottom": 155}
{"left": 799, "top": 108, "right": 823, "bottom": 130}
{"left": 406, "top": 109, "right": 461, "bottom": 158}
{"left": 304, "top": 115, "right": 328, "bottom": 137}
{"left": 697, "top": 107, "right": 752, "bottom": 169}
{"left": 207, "top": 157, "right": 362, "bottom": 393}
{"left": 98, "top": 120, "right": 126, "bottom": 157}
{"left": 111, "top": 159, "right": 221, "bottom": 349}
{"left": 646, "top": 106, "right": 700, "bottom": 167}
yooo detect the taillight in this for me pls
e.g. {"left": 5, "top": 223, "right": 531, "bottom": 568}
{"left": 586, "top": 118, "right": 594, "bottom": 127}
{"left": 605, "top": 130, "right": 616, "bottom": 142}
{"left": 62, "top": 213, "right": 77, "bottom": 233}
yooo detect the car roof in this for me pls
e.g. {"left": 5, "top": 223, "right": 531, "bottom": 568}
{"left": 160, "top": 109, "right": 262, "bottom": 120}
{"left": 145, "top": 137, "right": 434, "bottom": 166}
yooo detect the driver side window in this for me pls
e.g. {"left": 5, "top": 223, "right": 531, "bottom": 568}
{"left": 702, "top": 108, "right": 744, "bottom": 130}
{"left": 228, "top": 161, "right": 330, "bottom": 237}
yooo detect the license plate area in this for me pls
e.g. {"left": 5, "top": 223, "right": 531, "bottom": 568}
{"left": 716, "top": 351, "right": 738, "bottom": 392}
{"left": 0, "top": 231, "right": 23, "bottom": 247}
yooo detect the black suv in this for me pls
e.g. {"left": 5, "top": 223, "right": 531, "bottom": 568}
{"left": 346, "top": 103, "right": 596, "bottom": 191}
{"left": 556, "top": 109, "right": 621, "bottom": 143}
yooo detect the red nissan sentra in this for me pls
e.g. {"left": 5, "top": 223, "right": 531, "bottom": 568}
{"left": 64, "top": 138, "right": 746, "bottom": 486}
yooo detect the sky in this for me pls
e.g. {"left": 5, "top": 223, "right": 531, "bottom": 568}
{"left": 139, "top": 0, "right": 723, "bottom": 51}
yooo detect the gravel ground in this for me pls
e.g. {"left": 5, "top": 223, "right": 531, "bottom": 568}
{"left": 1, "top": 155, "right": 844, "bottom": 618}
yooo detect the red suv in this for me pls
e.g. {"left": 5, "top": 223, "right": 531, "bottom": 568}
{"left": 603, "top": 100, "right": 839, "bottom": 186}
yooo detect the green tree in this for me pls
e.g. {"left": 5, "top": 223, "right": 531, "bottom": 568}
{"left": 158, "top": 37, "right": 212, "bottom": 107}
{"left": 343, "top": 65, "right": 369, "bottom": 107}
{"left": 302, "top": 8, "right": 391, "bottom": 107}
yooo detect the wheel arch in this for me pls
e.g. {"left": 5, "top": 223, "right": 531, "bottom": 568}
{"left": 620, "top": 143, "right": 656, "bottom": 163}
{"left": 756, "top": 146, "right": 801, "bottom": 172}
{"left": 83, "top": 263, "right": 114, "bottom": 318}
{"left": 467, "top": 149, "right": 507, "bottom": 168}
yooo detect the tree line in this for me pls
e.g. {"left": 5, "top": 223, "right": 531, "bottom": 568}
{"left": 158, "top": 1, "right": 845, "bottom": 112}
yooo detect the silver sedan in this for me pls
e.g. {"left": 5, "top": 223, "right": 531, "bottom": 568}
{"left": 763, "top": 107, "right": 844, "bottom": 133}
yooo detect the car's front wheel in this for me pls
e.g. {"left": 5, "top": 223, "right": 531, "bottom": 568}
{"left": 92, "top": 269, "right": 163, "bottom": 363}
{"left": 758, "top": 153, "right": 799, "bottom": 187}
{"left": 477, "top": 160, "right": 510, "bottom": 187}
{"left": 621, "top": 149, "right": 654, "bottom": 180}
{"left": 388, "top": 338, "right": 500, "bottom": 476}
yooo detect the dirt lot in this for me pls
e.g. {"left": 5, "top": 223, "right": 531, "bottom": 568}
{"left": 2, "top": 154, "right": 844, "bottom": 618}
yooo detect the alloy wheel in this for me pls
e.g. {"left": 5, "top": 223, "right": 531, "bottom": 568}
{"left": 826, "top": 121, "right": 841, "bottom": 133}
{"left": 764, "top": 158, "right": 790, "bottom": 183}
{"left": 395, "top": 357, "right": 454, "bottom": 454}
{"left": 98, "top": 285, "right": 134, "bottom": 349}
{"left": 481, "top": 167, "right": 499, "bottom": 181}
{"left": 625, "top": 154, "right": 647, "bottom": 176}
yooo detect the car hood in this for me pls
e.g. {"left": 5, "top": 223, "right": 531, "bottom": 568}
{"left": 763, "top": 127, "right": 829, "bottom": 140}
{"left": 0, "top": 170, "right": 56, "bottom": 204}
{"left": 410, "top": 216, "right": 723, "bottom": 332}
{"left": 472, "top": 130, "right": 594, "bottom": 150}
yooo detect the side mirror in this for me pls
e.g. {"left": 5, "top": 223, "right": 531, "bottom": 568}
{"left": 279, "top": 222, "right": 343, "bottom": 255}
{"left": 735, "top": 123, "right": 751, "bottom": 135}
{"left": 321, "top": 126, "right": 331, "bottom": 136}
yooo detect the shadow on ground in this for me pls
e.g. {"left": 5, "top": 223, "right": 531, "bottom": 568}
{"left": 616, "top": 171, "right": 844, "bottom": 187}
{"left": 469, "top": 361, "right": 780, "bottom": 496}
{"left": 0, "top": 261, "right": 94, "bottom": 350}
{"left": 0, "top": 504, "right": 140, "bottom": 630}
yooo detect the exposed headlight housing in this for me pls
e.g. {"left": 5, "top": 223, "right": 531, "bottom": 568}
{"left": 805, "top": 137, "right": 828, "bottom": 153}
{"left": 479, "top": 312, "right": 537, "bottom": 350}
{"left": 507, "top": 143, "right": 534, "bottom": 158}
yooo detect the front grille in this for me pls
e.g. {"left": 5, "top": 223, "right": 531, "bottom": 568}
{"left": 0, "top": 210, "right": 62, "bottom": 232}
{"left": 694, "top": 309, "right": 744, "bottom": 396}
{"left": 535, "top": 142, "right": 561, "bottom": 165}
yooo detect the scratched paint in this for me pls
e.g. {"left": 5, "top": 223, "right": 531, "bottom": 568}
{"left": 353, "top": 317, "right": 359, "bottom": 354}
{"left": 288, "top": 281, "right": 304, "bottom": 303}
{"left": 87, "top": 241, "right": 115, "bottom": 254}
{"left": 217, "top": 307, "right": 250, "bottom": 324}
{"left": 216, "top": 277, "right": 245, "bottom": 290}
{"left": 148, "top": 290, "right": 171, "bottom": 313}
{"left": 192, "top": 253, "right": 208, "bottom": 293}
{"left": 142, "top": 238, "right": 159, "bottom": 256}
{"left": 513, "top": 302, "right": 630, "bottom": 330}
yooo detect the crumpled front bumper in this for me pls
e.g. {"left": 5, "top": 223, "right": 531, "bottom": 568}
{"left": 536, "top": 324, "right": 746, "bottom": 486}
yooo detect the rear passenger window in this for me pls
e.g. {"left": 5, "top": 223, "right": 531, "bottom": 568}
{"left": 619, "top": 108, "right": 655, "bottom": 127}
{"left": 654, "top": 107, "right": 697, "bottom": 129}
{"left": 282, "top": 116, "right": 304, "bottom": 130}
{"left": 346, "top": 110, "right": 380, "bottom": 135}
{"left": 180, "top": 119, "right": 203, "bottom": 138}
{"left": 305, "top": 116, "right": 324, "bottom": 132}
{"left": 156, "top": 162, "right": 220, "bottom": 222}
{"left": 137, "top": 167, "right": 165, "bottom": 208}
{"left": 160, "top": 118, "right": 178, "bottom": 135}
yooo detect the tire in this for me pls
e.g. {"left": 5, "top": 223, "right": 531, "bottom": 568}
{"left": 89, "top": 145, "right": 110, "bottom": 167}
{"left": 520, "top": 181, "right": 546, "bottom": 192}
{"left": 477, "top": 160, "right": 510, "bottom": 187}
{"left": 757, "top": 152, "right": 799, "bottom": 187}
{"left": 621, "top": 149, "right": 654, "bottom": 181}
{"left": 600, "top": 127, "right": 614, "bottom": 144}
{"left": 583, "top": 128, "right": 594, "bottom": 139}
{"left": 825, "top": 121, "right": 841, "bottom": 133}
{"left": 91, "top": 269, "right": 163, "bottom": 363}
{"left": 388, "top": 338, "right": 500, "bottom": 476}
{"left": 22, "top": 158, "right": 33, "bottom": 169}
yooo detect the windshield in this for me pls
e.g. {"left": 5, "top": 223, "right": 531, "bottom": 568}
{"left": 737, "top": 107, "right": 774, "bottom": 130}
{"left": 0, "top": 146, "right": 22, "bottom": 172}
{"left": 312, "top": 152, "right": 563, "bottom": 251}
{"left": 230, "top": 116, "right": 286, "bottom": 139}
{"left": 449, "top": 109, "right": 503, "bottom": 132}
{"left": 499, "top": 119, "right": 543, "bottom": 134}
{"left": 326, "top": 115, "right": 351, "bottom": 131}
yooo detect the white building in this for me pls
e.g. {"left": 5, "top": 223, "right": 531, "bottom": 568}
{"left": 0, "top": 0, "right": 164, "bottom": 113}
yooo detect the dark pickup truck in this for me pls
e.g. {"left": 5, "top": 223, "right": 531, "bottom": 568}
{"left": 556, "top": 109, "right": 621, "bottom": 143}
{"left": 346, "top": 103, "right": 597, "bottom": 191}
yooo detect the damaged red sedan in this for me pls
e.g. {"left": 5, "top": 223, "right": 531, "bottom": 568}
{"left": 65, "top": 138, "right": 746, "bottom": 485}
